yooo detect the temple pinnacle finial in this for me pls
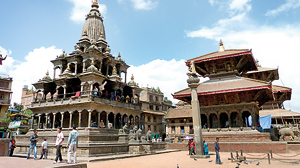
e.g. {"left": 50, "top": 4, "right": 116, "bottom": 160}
{"left": 67, "top": 64, "right": 70, "bottom": 71}
{"left": 92, "top": 0, "right": 99, "bottom": 8}
{"left": 131, "top": 74, "right": 134, "bottom": 80}
{"left": 91, "top": 59, "right": 95, "bottom": 65}
{"left": 118, "top": 52, "right": 121, "bottom": 57}
{"left": 46, "top": 70, "right": 49, "bottom": 76}
{"left": 219, "top": 39, "right": 225, "bottom": 52}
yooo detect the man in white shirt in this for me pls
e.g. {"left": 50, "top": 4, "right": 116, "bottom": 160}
{"left": 39, "top": 138, "right": 48, "bottom": 159}
{"left": 53, "top": 127, "right": 64, "bottom": 164}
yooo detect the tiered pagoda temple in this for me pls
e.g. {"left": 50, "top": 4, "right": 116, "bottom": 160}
{"left": 170, "top": 40, "right": 291, "bottom": 133}
{"left": 28, "top": 0, "right": 143, "bottom": 131}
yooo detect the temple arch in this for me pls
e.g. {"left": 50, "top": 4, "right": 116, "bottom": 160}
{"left": 220, "top": 112, "right": 229, "bottom": 128}
{"left": 242, "top": 111, "right": 252, "bottom": 127}
{"left": 116, "top": 113, "right": 122, "bottom": 129}
{"left": 209, "top": 113, "right": 218, "bottom": 128}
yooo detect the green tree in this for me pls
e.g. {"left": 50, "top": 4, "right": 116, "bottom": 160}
{"left": 13, "top": 102, "right": 24, "bottom": 111}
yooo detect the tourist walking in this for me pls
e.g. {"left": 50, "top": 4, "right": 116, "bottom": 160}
{"left": 39, "top": 138, "right": 48, "bottom": 159}
{"left": 67, "top": 124, "right": 79, "bottom": 164}
{"left": 215, "top": 137, "right": 222, "bottom": 164}
{"left": 54, "top": 127, "right": 64, "bottom": 164}
{"left": 8, "top": 136, "right": 16, "bottom": 156}
{"left": 27, "top": 129, "right": 38, "bottom": 159}
{"left": 203, "top": 140, "right": 209, "bottom": 155}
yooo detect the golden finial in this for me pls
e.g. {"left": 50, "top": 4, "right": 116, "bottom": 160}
{"left": 131, "top": 74, "right": 134, "bottom": 80}
{"left": 118, "top": 52, "right": 121, "bottom": 57}
{"left": 67, "top": 64, "right": 70, "bottom": 71}
{"left": 220, "top": 39, "right": 223, "bottom": 46}
{"left": 92, "top": 41, "right": 96, "bottom": 45}
{"left": 112, "top": 66, "right": 117, "bottom": 75}
{"left": 100, "top": 31, "right": 103, "bottom": 35}
{"left": 105, "top": 45, "right": 110, "bottom": 52}
{"left": 91, "top": 59, "right": 95, "bottom": 65}
{"left": 46, "top": 70, "right": 49, "bottom": 76}
{"left": 93, "top": 0, "right": 98, "bottom": 5}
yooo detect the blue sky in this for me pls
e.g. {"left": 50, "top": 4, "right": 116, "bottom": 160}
{"left": 1, "top": 0, "right": 300, "bottom": 113}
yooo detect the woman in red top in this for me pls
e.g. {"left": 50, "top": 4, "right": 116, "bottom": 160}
{"left": 190, "top": 139, "right": 196, "bottom": 155}
{"left": 9, "top": 136, "right": 16, "bottom": 156}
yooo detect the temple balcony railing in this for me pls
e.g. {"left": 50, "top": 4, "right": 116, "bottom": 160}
{"left": 31, "top": 91, "right": 141, "bottom": 111}
{"left": 0, "top": 98, "right": 11, "bottom": 105}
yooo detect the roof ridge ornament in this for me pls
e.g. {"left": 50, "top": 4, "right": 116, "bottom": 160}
{"left": 92, "top": 0, "right": 99, "bottom": 8}
{"left": 219, "top": 39, "right": 225, "bottom": 52}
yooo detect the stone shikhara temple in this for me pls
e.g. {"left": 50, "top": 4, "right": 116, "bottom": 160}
{"left": 168, "top": 40, "right": 291, "bottom": 139}
{"left": 15, "top": 0, "right": 166, "bottom": 157}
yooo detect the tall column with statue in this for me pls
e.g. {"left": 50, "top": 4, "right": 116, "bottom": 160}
{"left": 187, "top": 61, "right": 209, "bottom": 159}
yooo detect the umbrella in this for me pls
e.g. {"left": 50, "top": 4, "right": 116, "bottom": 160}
{"left": 183, "top": 136, "right": 193, "bottom": 140}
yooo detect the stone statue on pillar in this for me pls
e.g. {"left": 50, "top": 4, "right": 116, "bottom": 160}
{"left": 187, "top": 60, "right": 210, "bottom": 159}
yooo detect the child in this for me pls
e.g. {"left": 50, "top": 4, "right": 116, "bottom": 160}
{"left": 8, "top": 136, "right": 16, "bottom": 156}
{"left": 40, "top": 138, "right": 48, "bottom": 159}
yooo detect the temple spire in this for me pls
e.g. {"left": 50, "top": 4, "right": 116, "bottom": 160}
{"left": 219, "top": 39, "right": 225, "bottom": 52}
{"left": 92, "top": 0, "right": 99, "bottom": 8}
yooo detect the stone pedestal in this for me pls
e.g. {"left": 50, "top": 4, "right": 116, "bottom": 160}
{"left": 142, "top": 144, "right": 153, "bottom": 154}
{"left": 129, "top": 144, "right": 144, "bottom": 154}
{"left": 0, "top": 138, "right": 10, "bottom": 156}
{"left": 118, "top": 133, "right": 129, "bottom": 143}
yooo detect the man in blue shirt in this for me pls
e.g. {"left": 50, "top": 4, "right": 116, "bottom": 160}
{"left": 67, "top": 124, "right": 79, "bottom": 164}
{"left": 214, "top": 137, "right": 222, "bottom": 164}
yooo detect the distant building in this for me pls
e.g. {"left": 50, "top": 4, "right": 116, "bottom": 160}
{"left": 21, "top": 86, "right": 42, "bottom": 110}
{"left": 0, "top": 74, "right": 13, "bottom": 119}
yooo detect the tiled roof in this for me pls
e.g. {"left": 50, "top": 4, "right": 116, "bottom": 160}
{"left": 174, "top": 76, "right": 271, "bottom": 98}
{"left": 259, "top": 109, "right": 300, "bottom": 118}
{"left": 187, "top": 49, "right": 251, "bottom": 64}
{"left": 272, "top": 85, "right": 292, "bottom": 93}
{"left": 247, "top": 67, "right": 278, "bottom": 74}
{"left": 165, "top": 106, "right": 192, "bottom": 119}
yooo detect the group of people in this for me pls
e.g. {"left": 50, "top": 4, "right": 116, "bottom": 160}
{"left": 26, "top": 124, "right": 79, "bottom": 164}
{"left": 186, "top": 137, "right": 222, "bottom": 164}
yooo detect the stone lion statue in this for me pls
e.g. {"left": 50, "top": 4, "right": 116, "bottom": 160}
{"left": 141, "top": 130, "right": 152, "bottom": 143}
{"left": 119, "top": 124, "right": 128, "bottom": 134}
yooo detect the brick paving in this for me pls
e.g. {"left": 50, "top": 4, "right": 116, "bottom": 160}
{"left": 1, "top": 151, "right": 300, "bottom": 168}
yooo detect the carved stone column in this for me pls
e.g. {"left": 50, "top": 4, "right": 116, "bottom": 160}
{"left": 106, "top": 113, "right": 109, "bottom": 128}
{"left": 114, "top": 114, "right": 116, "bottom": 129}
{"left": 75, "top": 63, "right": 78, "bottom": 75}
{"left": 98, "top": 112, "right": 100, "bottom": 128}
{"left": 78, "top": 111, "right": 82, "bottom": 128}
{"left": 88, "top": 110, "right": 92, "bottom": 128}
{"left": 125, "top": 72, "right": 127, "bottom": 83}
{"left": 63, "top": 86, "right": 66, "bottom": 99}
{"left": 31, "top": 114, "right": 34, "bottom": 129}
{"left": 187, "top": 71, "right": 208, "bottom": 158}
{"left": 53, "top": 113, "right": 56, "bottom": 129}
{"left": 38, "top": 114, "right": 41, "bottom": 129}
{"left": 69, "top": 112, "right": 73, "bottom": 128}
{"left": 45, "top": 113, "right": 49, "bottom": 129}
{"left": 83, "top": 62, "right": 86, "bottom": 72}
{"left": 217, "top": 113, "right": 221, "bottom": 128}
{"left": 61, "top": 112, "right": 64, "bottom": 128}
{"left": 53, "top": 68, "right": 56, "bottom": 79}
{"left": 228, "top": 112, "right": 232, "bottom": 127}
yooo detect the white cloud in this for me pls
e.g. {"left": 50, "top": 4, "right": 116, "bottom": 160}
{"left": 229, "top": 0, "right": 251, "bottom": 13}
{"left": 186, "top": 1, "right": 300, "bottom": 112}
{"left": 127, "top": 59, "right": 188, "bottom": 104}
{"left": 5, "top": 46, "right": 62, "bottom": 105}
{"left": 68, "top": 0, "right": 107, "bottom": 23}
{"left": 265, "top": 0, "right": 300, "bottom": 17}
{"left": 130, "top": 0, "right": 158, "bottom": 10}
{"left": 208, "top": 0, "right": 216, "bottom": 6}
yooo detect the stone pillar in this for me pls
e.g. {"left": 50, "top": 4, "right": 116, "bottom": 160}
{"left": 31, "top": 114, "right": 34, "bottom": 129}
{"left": 99, "top": 61, "right": 102, "bottom": 74}
{"left": 207, "top": 114, "right": 211, "bottom": 128}
{"left": 114, "top": 114, "right": 116, "bottom": 129}
{"left": 45, "top": 113, "right": 48, "bottom": 129}
{"left": 238, "top": 111, "right": 243, "bottom": 127}
{"left": 83, "top": 62, "right": 86, "bottom": 72}
{"left": 61, "top": 112, "right": 64, "bottom": 128}
{"left": 63, "top": 86, "right": 66, "bottom": 99}
{"left": 228, "top": 113, "right": 232, "bottom": 127}
{"left": 53, "top": 68, "right": 56, "bottom": 79}
{"left": 88, "top": 110, "right": 92, "bottom": 128}
{"left": 78, "top": 112, "right": 82, "bottom": 128}
{"left": 98, "top": 112, "right": 100, "bottom": 128}
{"left": 75, "top": 63, "right": 78, "bottom": 75}
{"left": 90, "top": 83, "right": 93, "bottom": 96}
{"left": 38, "top": 114, "right": 41, "bottom": 129}
{"left": 53, "top": 113, "right": 56, "bottom": 129}
{"left": 60, "top": 67, "right": 63, "bottom": 74}
{"left": 187, "top": 72, "right": 206, "bottom": 157}
{"left": 217, "top": 114, "right": 221, "bottom": 128}
{"left": 106, "top": 65, "right": 109, "bottom": 76}
{"left": 125, "top": 72, "right": 127, "bottom": 83}
{"left": 69, "top": 112, "right": 73, "bottom": 128}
